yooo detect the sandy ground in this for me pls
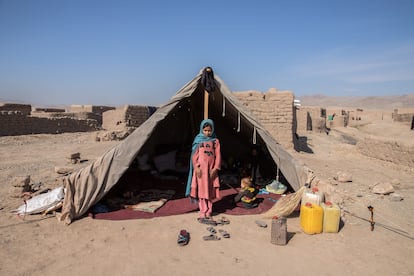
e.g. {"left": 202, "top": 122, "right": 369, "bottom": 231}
{"left": 0, "top": 118, "right": 414, "bottom": 276}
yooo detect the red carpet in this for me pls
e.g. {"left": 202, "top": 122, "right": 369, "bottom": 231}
{"left": 91, "top": 188, "right": 282, "bottom": 220}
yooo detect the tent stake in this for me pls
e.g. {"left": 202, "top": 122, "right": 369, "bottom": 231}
{"left": 368, "top": 205, "right": 375, "bottom": 231}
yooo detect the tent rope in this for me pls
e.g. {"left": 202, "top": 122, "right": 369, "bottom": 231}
{"left": 276, "top": 153, "right": 280, "bottom": 182}
{"left": 343, "top": 209, "right": 414, "bottom": 240}
{"left": 222, "top": 96, "right": 226, "bottom": 117}
{"left": 237, "top": 112, "right": 241, "bottom": 132}
{"left": 252, "top": 126, "right": 257, "bottom": 144}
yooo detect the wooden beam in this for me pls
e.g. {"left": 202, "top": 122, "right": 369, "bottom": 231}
{"left": 204, "top": 90, "right": 209, "bottom": 119}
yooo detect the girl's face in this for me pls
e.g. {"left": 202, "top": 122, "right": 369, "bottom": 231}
{"left": 202, "top": 125, "right": 212, "bottom": 137}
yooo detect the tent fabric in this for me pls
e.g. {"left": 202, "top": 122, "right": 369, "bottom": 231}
{"left": 59, "top": 68, "right": 309, "bottom": 224}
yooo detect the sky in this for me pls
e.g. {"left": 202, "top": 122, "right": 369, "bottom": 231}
{"left": 0, "top": 0, "right": 413, "bottom": 107}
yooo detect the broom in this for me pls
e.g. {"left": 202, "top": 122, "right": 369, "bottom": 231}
{"left": 262, "top": 186, "right": 305, "bottom": 219}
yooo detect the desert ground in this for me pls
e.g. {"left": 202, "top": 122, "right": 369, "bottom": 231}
{"left": 0, "top": 111, "right": 413, "bottom": 276}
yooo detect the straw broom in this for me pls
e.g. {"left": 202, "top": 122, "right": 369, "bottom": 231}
{"left": 262, "top": 186, "right": 305, "bottom": 218}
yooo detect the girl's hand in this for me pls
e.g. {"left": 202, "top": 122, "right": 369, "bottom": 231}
{"left": 210, "top": 168, "right": 218, "bottom": 179}
{"left": 196, "top": 167, "right": 202, "bottom": 178}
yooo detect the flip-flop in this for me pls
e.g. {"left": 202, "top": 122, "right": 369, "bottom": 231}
{"left": 217, "top": 216, "right": 230, "bottom": 225}
{"left": 203, "top": 234, "right": 221, "bottom": 241}
{"left": 207, "top": 226, "right": 217, "bottom": 234}
{"left": 197, "top": 217, "right": 217, "bottom": 226}
{"left": 218, "top": 229, "right": 230, "bottom": 238}
{"left": 177, "top": 229, "right": 190, "bottom": 246}
{"left": 255, "top": 220, "right": 268, "bottom": 228}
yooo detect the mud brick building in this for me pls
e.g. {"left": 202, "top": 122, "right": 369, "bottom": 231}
{"left": 234, "top": 88, "right": 296, "bottom": 148}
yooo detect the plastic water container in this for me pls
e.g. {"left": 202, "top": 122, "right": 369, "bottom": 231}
{"left": 321, "top": 202, "right": 341, "bottom": 233}
{"left": 301, "top": 187, "right": 324, "bottom": 206}
{"left": 300, "top": 203, "right": 323, "bottom": 234}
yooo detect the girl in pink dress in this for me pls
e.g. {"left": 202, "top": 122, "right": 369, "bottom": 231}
{"left": 185, "top": 119, "right": 221, "bottom": 219}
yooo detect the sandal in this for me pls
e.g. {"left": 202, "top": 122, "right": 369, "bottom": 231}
{"left": 207, "top": 226, "right": 217, "bottom": 234}
{"left": 177, "top": 229, "right": 190, "bottom": 246}
{"left": 218, "top": 229, "right": 230, "bottom": 238}
{"left": 217, "top": 216, "right": 230, "bottom": 225}
{"left": 197, "top": 217, "right": 217, "bottom": 226}
{"left": 203, "top": 234, "right": 221, "bottom": 241}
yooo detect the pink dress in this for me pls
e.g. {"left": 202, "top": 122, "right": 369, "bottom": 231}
{"left": 190, "top": 139, "right": 221, "bottom": 200}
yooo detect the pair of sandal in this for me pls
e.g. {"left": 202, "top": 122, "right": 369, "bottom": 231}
{"left": 197, "top": 216, "right": 231, "bottom": 226}
{"left": 216, "top": 216, "right": 230, "bottom": 225}
{"left": 197, "top": 217, "right": 217, "bottom": 226}
{"left": 203, "top": 226, "right": 230, "bottom": 240}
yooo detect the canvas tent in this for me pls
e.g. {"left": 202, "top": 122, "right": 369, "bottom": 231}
{"left": 60, "top": 68, "right": 309, "bottom": 224}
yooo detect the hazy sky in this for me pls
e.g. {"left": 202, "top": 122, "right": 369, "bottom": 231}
{"left": 1, "top": 0, "right": 413, "bottom": 106}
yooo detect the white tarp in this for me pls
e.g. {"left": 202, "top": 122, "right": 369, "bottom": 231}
{"left": 12, "top": 186, "right": 65, "bottom": 215}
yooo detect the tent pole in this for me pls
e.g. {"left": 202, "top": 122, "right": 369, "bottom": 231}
{"left": 204, "top": 91, "right": 209, "bottom": 119}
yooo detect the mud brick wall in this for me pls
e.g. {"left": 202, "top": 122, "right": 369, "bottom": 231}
{"left": 296, "top": 107, "right": 325, "bottom": 134}
{"left": 0, "top": 103, "right": 32, "bottom": 116}
{"left": 0, "top": 111, "right": 98, "bottom": 136}
{"left": 68, "top": 105, "right": 116, "bottom": 125}
{"left": 33, "top": 108, "right": 66, "bottom": 113}
{"left": 393, "top": 113, "right": 414, "bottom": 123}
{"left": 125, "top": 105, "right": 156, "bottom": 127}
{"left": 393, "top": 108, "right": 414, "bottom": 122}
{"left": 102, "top": 108, "right": 125, "bottom": 130}
{"left": 357, "top": 137, "right": 414, "bottom": 168}
{"left": 234, "top": 88, "right": 295, "bottom": 148}
{"left": 69, "top": 105, "right": 115, "bottom": 116}
{"left": 31, "top": 111, "right": 103, "bottom": 125}
{"left": 102, "top": 105, "right": 157, "bottom": 130}
{"left": 321, "top": 108, "right": 393, "bottom": 128}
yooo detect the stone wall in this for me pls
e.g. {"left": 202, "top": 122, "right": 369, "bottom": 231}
{"left": 0, "top": 111, "right": 98, "bottom": 136}
{"left": 234, "top": 88, "right": 295, "bottom": 148}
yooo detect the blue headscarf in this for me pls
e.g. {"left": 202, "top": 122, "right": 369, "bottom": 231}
{"left": 185, "top": 119, "right": 216, "bottom": 197}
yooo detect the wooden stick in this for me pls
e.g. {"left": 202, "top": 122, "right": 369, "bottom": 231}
{"left": 223, "top": 181, "right": 239, "bottom": 193}
{"left": 204, "top": 90, "right": 209, "bottom": 119}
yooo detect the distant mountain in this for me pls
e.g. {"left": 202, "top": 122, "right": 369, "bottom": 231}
{"left": 298, "top": 93, "right": 414, "bottom": 110}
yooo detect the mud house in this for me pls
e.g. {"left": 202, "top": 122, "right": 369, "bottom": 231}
{"left": 234, "top": 88, "right": 296, "bottom": 149}
{"left": 295, "top": 106, "right": 326, "bottom": 134}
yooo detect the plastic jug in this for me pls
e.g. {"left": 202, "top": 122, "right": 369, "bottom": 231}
{"left": 321, "top": 202, "right": 341, "bottom": 233}
{"left": 301, "top": 187, "right": 324, "bottom": 206}
{"left": 300, "top": 203, "right": 323, "bottom": 234}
